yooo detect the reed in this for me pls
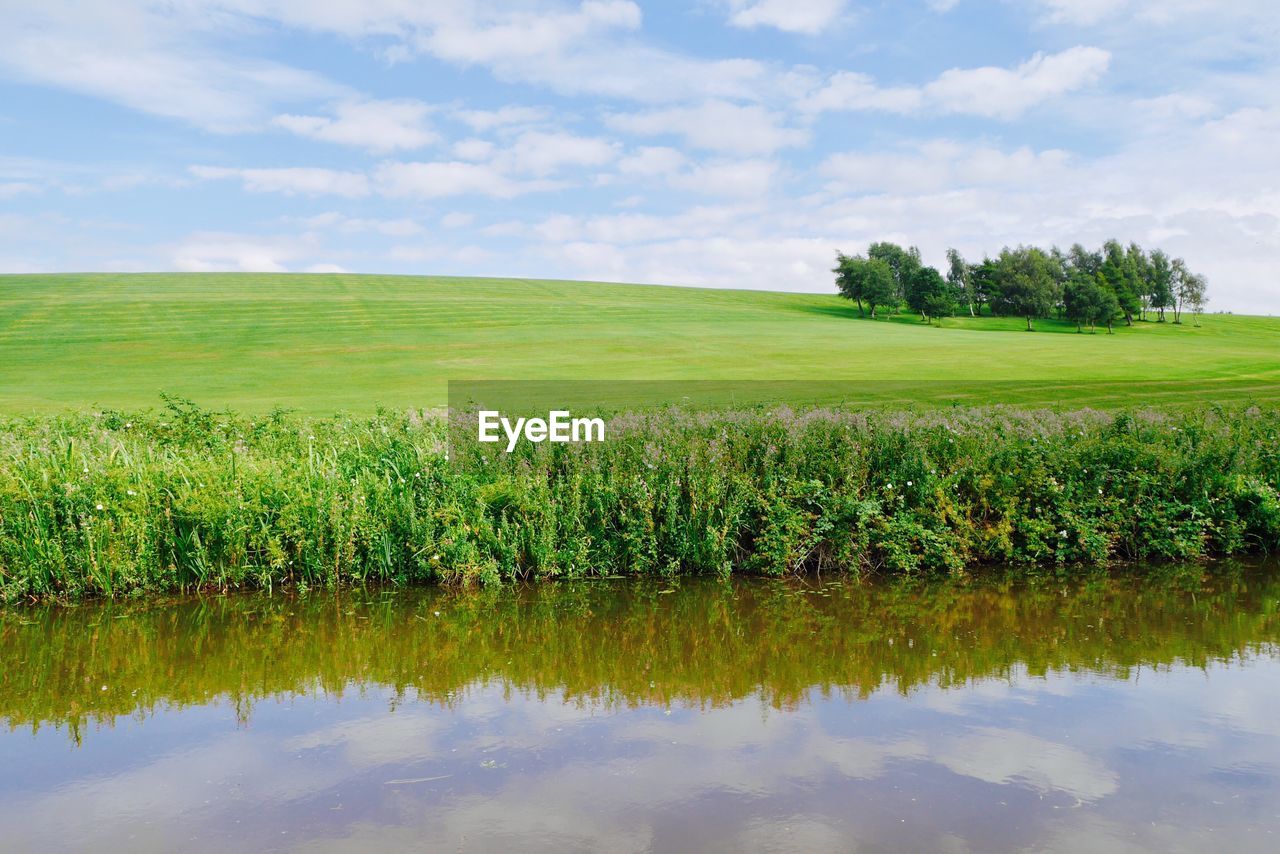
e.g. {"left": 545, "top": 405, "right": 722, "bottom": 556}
{"left": 2, "top": 399, "right": 1278, "bottom": 601}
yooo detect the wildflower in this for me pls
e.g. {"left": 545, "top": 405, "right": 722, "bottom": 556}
{"left": 127, "top": 490, "right": 136, "bottom": 496}
{"left": 906, "top": 480, "right": 913, "bottom": 487}
{"left": 96, "top": 503, "right": 104, "bottom": 510}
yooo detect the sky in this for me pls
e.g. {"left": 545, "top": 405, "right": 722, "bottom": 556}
{"left": 1, "top": 0, "right": 1277, "bottom": 312}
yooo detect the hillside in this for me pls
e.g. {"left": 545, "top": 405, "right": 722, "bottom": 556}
{"left": 2, "top": 273, "right": 1277, "bottom": 413}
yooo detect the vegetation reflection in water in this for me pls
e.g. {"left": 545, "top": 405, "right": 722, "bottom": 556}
{"left": 4, "top": 561, "right": 1279, "bottom": 741}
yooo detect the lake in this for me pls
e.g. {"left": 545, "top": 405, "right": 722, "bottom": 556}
{"left": 4, "top": 563, "right": 1280, "bottom": 852}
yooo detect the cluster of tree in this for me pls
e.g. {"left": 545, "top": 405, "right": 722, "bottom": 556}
{"left": 833, "top": 240, "right": 1209, "bottom": 332}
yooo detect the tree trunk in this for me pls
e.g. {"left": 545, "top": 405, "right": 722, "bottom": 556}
{"left": 1026, "top": 316, "right": 1033, "bottom": 331}
{"left": 1107, "top": 318, "right": 1114, "bottom": 334}
{"left": 856, "top": 298, "right": 864, "bottom": 316}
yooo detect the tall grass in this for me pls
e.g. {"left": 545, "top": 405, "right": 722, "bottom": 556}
{"left": 1, "top": 399, "right": 1278, "bottom": 601}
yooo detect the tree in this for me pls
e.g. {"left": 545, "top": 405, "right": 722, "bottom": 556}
{"left": 1147, "top": 249, "right": 1174, "bottom": 322}
{"left": 835, "top": 239, "right": 1207, "bottom": 334}
{"left": 1048, "top": 246, "right": 1070, "bottom": 319}
{"left": 994, "top": 246, "right": 1059, "bottom": 331}
{"left": 867, "top": 242, "right": 921, "bottom": 305}
{"left": 1067, "top": 243, "right": 1102, "bottom": 280}
{"left": 1064, "top": 275, "right": 1097, "bottom": 333}
{"left": 1184, "top": 271, "right": 1208, "bottom": 326}
{"left": 833, "top": 254, "right": 896, "bottom": 318}
{"left": 1127, "top": 243, "right": 1153, "bottom": 321}
{"left": 969, "top": 257, "right": 999, "bottom": 316}
{"left": 1095, "top": 286, "right": 1121, "bottom": 334}
{"left": 905, "top": 265, "right": 953, "bottom": 322}
{"left": 1099, "top": 239, "right": 1141, "bottom": 326}
{"left": 832, "top": 252, "right": 866, "bottom": 316}
{"left": 861, "top": 258, "right": 898, "bottom": 318}
{"left": 1064, "top": 275, "right": 1120, "bottom": 333}
{"left": 945, "top": 248, "right": 974, "bottom": 316}
{"left": 1170, "top": 258, "right": 1207, "bottom": 324}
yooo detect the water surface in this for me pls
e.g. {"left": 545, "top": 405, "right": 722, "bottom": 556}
{"left": 4, "top": 564, "right": 1280, "bottom": 852}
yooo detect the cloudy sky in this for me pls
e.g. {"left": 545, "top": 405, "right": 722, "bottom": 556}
{"left": 1, "top": 1, "right": 1277, "bottom": 311}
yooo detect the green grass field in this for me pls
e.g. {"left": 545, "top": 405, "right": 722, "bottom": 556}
{"left": 2, "top": 272, "right": 1278, "bottom": 413}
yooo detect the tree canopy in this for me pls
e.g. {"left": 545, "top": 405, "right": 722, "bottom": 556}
{"left": 833, "top": 239, "right": 1209, "bottom": 333}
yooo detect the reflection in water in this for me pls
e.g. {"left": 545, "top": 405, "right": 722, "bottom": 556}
{"left": 3, "top": 563, "right": 1280, "bottom": 852}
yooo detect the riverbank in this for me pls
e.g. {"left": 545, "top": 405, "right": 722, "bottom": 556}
{"left": 2, "top": 401, "right": 1278, "bottom": 602}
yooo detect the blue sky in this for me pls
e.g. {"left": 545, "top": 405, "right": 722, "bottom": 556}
{"left": 1, "top": 1, "right": 1277, "bottom": 311}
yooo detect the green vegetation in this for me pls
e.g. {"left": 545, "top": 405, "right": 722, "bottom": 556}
{"left": 4, "top": 565, "right": 1277, "bottom": 735}
{"left": 3, "top": 273, "right": 1278, "bottom": 414}
{"left": 3, "top": 401, "right": 1278, "bottom": 602}
{"left": 834, "top": 239, "right": 1212, "bottom": 331}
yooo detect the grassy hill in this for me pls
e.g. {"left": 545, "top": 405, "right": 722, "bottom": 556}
{"left": 2, "top": 272, "right": 1278, "bottom": 413}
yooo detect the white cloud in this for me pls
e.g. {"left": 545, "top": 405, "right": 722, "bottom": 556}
{"left": 724, "top": 0, "right": 850, "bottom": 35}
{"left": 534, "top": 205, "right": 758, "bottom": 245}
{"left": 617, "top": 147, "right": 688, "bottom": 177}
{"left": 607, "top": 150, "right": 780, "bottom": 199}
{"left": 493, "top": 131, "right": 619, "bottom": 176}
{"left": 189, "top": 165, "right": 370, "bottom": 197}
{"left": 0, "top": 182, "right": 40, "bottom": 199}
{"left": 402, "top": 1, "right": 643, "bottom": 66}
{"left": 1034, "top": 0, "right": 1122, "bottom": 24}
{"left": 266, "top": 1, "right": 767, "bottom": 103}
{"left": 822, "top": 141, "right": 1072, "bottom": 193}
{"left": 454, "top": 105, "right": 551, "bottom": 131}
{"left": 171, "top": 232, "right": 319, "bottom": 272}
{"left": 375, "top": 161, "right": 556, "bottom": 199}
{"left": 272, "top": 99, "right": 438, "bottom": 152}
{"left": 452, "top": 139, "right": 497, "bottom": 161}
{"left": 293, "top": 212, "right": 423, "bottom": 237}
{"left": 799, "top": 72, "right": 923, "bottom": 114}
{"left": 925, "top": 46, "right": 1111, "bottom": 119}
{"left": 803, "top": 47, "right": 1111, "bottom": 119}
{"left": 608, "top": 101, "right": 808, "bottom": 155}
{"left": 0, "top": 4, "right": 339, "bottom": 132}
{"left": 671, "top": 159, "right": 780, "bottom": 197}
